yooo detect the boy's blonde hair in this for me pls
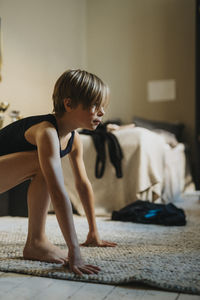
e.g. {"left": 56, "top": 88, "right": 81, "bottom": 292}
{"left": 52, "top": 69, "right": 109, "bottom": 116}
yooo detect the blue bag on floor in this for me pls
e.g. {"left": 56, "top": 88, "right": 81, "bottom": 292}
{"left": 111, "top": 200, "right": 186, "bottom": 226}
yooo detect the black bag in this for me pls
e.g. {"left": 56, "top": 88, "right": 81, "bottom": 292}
{"left": 111, "top": 200, "right": 186, "bottom": 226}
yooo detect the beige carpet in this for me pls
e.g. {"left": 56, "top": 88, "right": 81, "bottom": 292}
{"left": 0, "top": 195, "right": 199, "bottom": 295}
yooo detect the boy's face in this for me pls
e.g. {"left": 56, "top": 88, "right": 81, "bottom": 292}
{"left": 73, "top": 103, "right": 105, "bottom": 130}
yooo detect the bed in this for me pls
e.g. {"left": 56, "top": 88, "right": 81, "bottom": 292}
{"left": 61, "top": 118, "right": 194, "bottom": 216}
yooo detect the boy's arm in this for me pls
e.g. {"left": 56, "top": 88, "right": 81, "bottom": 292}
{"left": 35, "top": 125, "right": 100, "bottom": 274}
{"left": 69, "top": 131, "right": 116, "bottom": 247}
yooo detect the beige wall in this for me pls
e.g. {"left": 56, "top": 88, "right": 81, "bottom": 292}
{"left": 0, "top": 0, "right": 87, "bottom": 124}
{"left": 86, "top": 0, "right": 195, "bottom": 147}
{"left": 0, "top": 0, "right": 195, "bottom": 149}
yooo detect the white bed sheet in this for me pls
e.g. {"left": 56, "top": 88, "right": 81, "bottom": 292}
{"left": 61, "top": 127, "right": 186, "bottom": 216}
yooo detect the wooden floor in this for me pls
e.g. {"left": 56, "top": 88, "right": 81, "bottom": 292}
{"left": 0, "top": 272, "right": 199, "bottom": 300}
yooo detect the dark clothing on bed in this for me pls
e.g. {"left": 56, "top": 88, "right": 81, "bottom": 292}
{"left": 80, "top": 124, "right": 123, "bottom": 178}
{"left": 0, "top": 114, "right": 75, "bottom": 158}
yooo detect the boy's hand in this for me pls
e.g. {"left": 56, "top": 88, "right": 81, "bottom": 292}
{"left": 68, "top": 248, "right": 100, "bottom": 276}
{"left": 80, "top": 231, "right": 117, "bottom": 247}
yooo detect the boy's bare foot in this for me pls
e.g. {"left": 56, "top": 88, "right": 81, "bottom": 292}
{"left": 23, "top": 237, "right": 69, "bottom": 265}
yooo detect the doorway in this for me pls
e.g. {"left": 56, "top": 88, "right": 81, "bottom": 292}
{"left": 195, "top": 0, "right": 200, "bottom": 189}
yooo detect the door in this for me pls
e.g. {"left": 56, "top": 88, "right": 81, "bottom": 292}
{"left": 195, "top": 0, "right": 200, "bottom": 189}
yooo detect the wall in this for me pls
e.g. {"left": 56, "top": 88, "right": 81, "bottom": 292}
{"left": 0, "top": 0, "right": 195, "bottom": 150}
{"left": 0, "top": 0, "right": 87, "bottom": 124}
{"left": 86, "top": 0, "right": 195, "bottom": 146}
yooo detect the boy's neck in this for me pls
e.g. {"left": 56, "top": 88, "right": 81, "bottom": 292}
{"left": 54, "top": 113, "right": 77, "bottom": 137}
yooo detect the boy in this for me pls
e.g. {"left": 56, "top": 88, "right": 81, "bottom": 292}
{"left": 0, "top": 69, "right": 116, "bottom": 275}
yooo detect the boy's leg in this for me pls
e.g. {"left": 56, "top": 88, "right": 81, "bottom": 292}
{"left": 0, "top": 151, "right": 40, "bottom": 193}
{"left": 24, "top": 169, "right": 68, "bottom": 264}
{"left": 0, "top": 151, "right": 68, "bottom": 264}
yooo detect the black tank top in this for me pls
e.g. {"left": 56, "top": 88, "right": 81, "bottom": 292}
{"left": 0, "top": 114, "right": 75, "bottom": 158}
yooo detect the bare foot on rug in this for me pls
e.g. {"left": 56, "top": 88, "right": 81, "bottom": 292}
{"left": 23, "top": 237, "right": 68, "bottom": 265}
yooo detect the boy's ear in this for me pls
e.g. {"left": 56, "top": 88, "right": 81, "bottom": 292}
{"left": 63, "top": 98, "right": 72, "bottom": 112}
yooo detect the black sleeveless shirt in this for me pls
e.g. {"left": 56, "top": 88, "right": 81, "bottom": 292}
{"left": 0, "top": 114, "right": 75, "bottom": 158}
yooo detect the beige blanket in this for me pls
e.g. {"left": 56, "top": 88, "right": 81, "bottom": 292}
{"left": 61, "top": 127, "right": 186, "bottom": 215}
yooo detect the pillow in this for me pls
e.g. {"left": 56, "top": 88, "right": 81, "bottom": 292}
{"left": 152, "top": 129, "right": 178, "bottom": 148}
{"left": 133, "top": 116, "right": 184, "bottom": 142}
{"left": 104, "top": 119, "right": 122, "bottom": 126}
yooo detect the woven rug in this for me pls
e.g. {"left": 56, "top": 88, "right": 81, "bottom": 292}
{"left": 0, "top": 196, "right": 200, "bottom": 295}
